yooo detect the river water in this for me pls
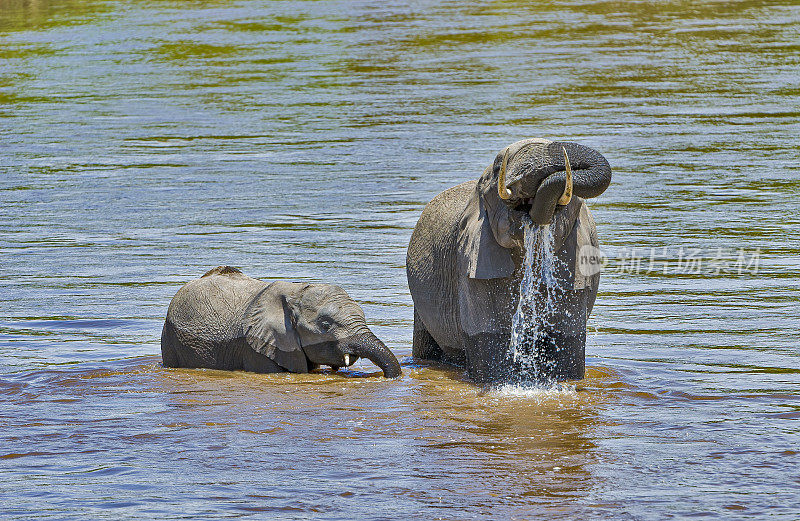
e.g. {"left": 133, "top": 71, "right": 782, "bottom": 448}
{"left": 1, "top": 0, "right": 799, "bottom": 519}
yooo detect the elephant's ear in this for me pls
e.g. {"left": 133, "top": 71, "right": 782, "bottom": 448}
{"left": 243, "top": 288, "right": 309, "bottom": 373}
{"left": 456, "top": 186, "right": 515, "bottom": 280}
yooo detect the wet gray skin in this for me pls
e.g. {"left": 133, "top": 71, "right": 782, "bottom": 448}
{"left": 406, "top": 139, "right": 611, "bottom": 383}
{"left": 162, "top": 266, "right": 401, "bottom": 378}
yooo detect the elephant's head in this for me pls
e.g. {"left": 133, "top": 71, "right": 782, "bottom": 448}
{"left": 459, "top": 138, "right": 611, "bottom": 279}
{"left": 242, "top": 282, "right": 402, "bottom": 378}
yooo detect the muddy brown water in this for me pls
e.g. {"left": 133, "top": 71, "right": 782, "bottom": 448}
{"left": 1, "top": 1, "right": 799, "bottom": 519}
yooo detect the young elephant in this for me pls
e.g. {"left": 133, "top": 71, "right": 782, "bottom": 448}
{"left": 161, "top": 266, "right": 401, "bottom": 378}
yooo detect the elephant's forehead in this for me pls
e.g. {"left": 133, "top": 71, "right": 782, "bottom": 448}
{"left": 303, "top": 284, "right": 346, "bottom": 300}
{"left": 504, "top": 137, "right": 552, "bottom": 156}
{"left": 507, "top": 141, "right": 559, "bottom": 185}
{"left": 309, "top": 301, "right": 365, "bottom": 325}
{"left": 322, "top": 298, "right": 363, "bottom": 315}
{"left": 302, "top": 286, "right": 362, "bottom": 315}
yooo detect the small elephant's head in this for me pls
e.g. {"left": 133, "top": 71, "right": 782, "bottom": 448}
{"left": 243, "top": 282, "right": 401, "bottom": 378}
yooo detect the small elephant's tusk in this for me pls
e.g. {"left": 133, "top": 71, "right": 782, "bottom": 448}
{"left": 498, "top": 148, "right": 513, "bottom": 200}
{"left": 558, "top": 146, "right": 573, "bottom": 205}
{"left": 344, "top": 354, "right": 350, "bottom": 366}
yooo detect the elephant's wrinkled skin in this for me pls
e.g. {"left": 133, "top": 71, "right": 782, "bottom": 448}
{"left": 406, "top": 139, "right": 611, "bottom": 383}
{"left": 161, "top": 266, "right": 401, "bottom": 378}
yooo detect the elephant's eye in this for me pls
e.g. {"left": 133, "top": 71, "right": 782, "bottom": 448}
{"left": 319, "top": 318, "right": 334, "bottom": 332}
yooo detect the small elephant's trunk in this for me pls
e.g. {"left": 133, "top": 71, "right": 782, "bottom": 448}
{"left": 345, "top": 332, "right": 402, "bottom": 378}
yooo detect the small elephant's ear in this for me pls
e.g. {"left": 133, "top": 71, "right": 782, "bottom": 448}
{"left": 243, "top": 288, "right": 309, "bottom": 373}
{"left": 456, "top": 182, "right": 515, "bottom": 280}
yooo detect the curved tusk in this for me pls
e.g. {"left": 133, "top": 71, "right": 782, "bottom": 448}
{"left": 497, "top": 148, "right": 512, "bottom": 200}
{"left": 558, "top": 146, "right": 573, "bottom": 205}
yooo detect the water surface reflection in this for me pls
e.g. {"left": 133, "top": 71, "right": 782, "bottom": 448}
{"left": 2, "top": 359, "right": 623, "bottom": 519}
{"left": 1, "top": 0, "right": 799, "bottom": 518}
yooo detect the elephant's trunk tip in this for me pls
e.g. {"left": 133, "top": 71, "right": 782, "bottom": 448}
{"left": 349, "top": 332, "right": 402, "bottom": 378}
{"left": 381, "top": 363, "right": 402, "bottom": 379}
{"left": 373, "top": 339, "right": 402, "bottom": 378}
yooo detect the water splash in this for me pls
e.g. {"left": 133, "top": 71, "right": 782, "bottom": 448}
{"left": 507, "top": 223, "right": 569, "bottom": 385}
{"left": 490, "top": 382, "right": 577, "bottom": 403}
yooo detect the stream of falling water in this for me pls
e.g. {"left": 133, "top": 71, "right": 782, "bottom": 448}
{"left": 508, "top": 223, "right": 570, "bottom": 385}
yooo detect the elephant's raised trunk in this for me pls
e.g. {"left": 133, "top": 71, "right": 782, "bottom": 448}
{"left": 499, "top": 145, "right": 574, "bottom": 206}
{"left": 344, "top": 332, "right": 402, "bottom": 378}
{"left": 529, "top": 142, "right": 610, "bottom": 225}
{"left": 556, "top": 142, "right": 611, "bottom": 200}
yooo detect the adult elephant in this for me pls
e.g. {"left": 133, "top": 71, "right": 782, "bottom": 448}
{"left": 162, "top": 266, "right": 401, "bottom": 378}
{"left": 406, "top": 138, "right": 611, "bottom": 383}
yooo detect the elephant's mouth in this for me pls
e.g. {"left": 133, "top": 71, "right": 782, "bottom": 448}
{"left": 511, "top": 197, "right": 534, "bottom": 214}
{"left": 303, "top": 340, "right": 351, "bottom": 368}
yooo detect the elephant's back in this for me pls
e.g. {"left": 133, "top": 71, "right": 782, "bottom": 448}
{"left": 166, "top": 268, "right": 266, "bottom": 344}
{"left": 407, "top": 180, "right": 474, "bottom": 266}
{"left": 407, "top": 181, "right": 475, "bottom": 350}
